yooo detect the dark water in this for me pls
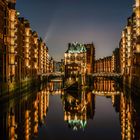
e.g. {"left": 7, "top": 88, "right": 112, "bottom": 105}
{"left": 0, "top": 79, "right": 140, "bottom": 140}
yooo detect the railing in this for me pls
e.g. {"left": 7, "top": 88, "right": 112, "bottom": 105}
{"left": 38, "top": 72, "right": 122, "bottom": 77}
{"left": 38, "top": 72, "right": 64, "bottom": 76}
{"left": 92, "top": 72, "right": 122, "bottom": 77}
{"left": 92, "top": 90, "right": 120, "bottom": 96}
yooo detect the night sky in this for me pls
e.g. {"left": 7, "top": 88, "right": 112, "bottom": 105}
{"left": 16, "top": 0, "right": 134, "bottom": 60}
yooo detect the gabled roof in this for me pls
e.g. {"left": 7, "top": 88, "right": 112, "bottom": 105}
{"left": 66, "top": 42, "right": 87, "bottom": 53}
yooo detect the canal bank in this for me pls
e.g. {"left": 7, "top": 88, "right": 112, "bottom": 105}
{"left": 0, "top": 75, "right": 49, "bottom": 102}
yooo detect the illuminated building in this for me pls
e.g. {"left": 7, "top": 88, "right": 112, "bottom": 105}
{"left": 0, "top": 0, "right": 7, "bottom": 94}
{"left": 119, "top": 15, "right": 134, "bottom": 79}
{"left": 94, "top": 56, "right": 112, "bottom": 73}
{"left": 84, "top": 43, "right": 95, "bottom": 74}
{"left": 43, "top": 44, "right": 47, "bottom": 74}
{"left": 0, "top": 0, "right": 24, "bottom": 92}
{"left": 46, "top": 49, "right": 49, "bottom": 73}
{"left": 0, "top": 0, "right": 52, "bottom": 94}
{"left": 38, "top": 40, "right": 49, "bottom": 75}
{"left": 6, "top": 0, "right": 17, "bottom": 90}
{"left": 24, "top": 20, "right": 31, "bottom": 79}
{"left": 119, "top": 0, "right": 140, "bottom": 89}
{"left": 132, "top": 0, "right": 140, "bottom": 89}
{"left": 120, "top": 30, "right": 127, "bottom": 75}
{"left": 16, "top": 17, "right": 42, "bottom": 84}
{"left": 30, "top": 31, "right": 38, "bottom": 78}
{"left": 38, "top": 39, "right": 44, "bottom": 75}
{"left": 119, "top": 39, "right": 123, "bottom": 75}
{"left": 49, "top": 57, "right": 54, "bottom": 73}
{"left": 16, "top": 17, "right": 25, "bottom": 84}
{"left": 15, "top": 17, "right": 32, "bottom": 83}
{"left": 64, "top": 42, "right": 87, "bottom": 81}
{"left": 111, "top": 48, "right": 120, "bottom": 73}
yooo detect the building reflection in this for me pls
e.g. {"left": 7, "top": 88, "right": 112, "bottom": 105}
{"left": 94, "top": 77, "right": 115, "bottom": 92}
{"left": 119, "top": 87, "right": 140, "bottom": 140}
{"left": 62, "top": 88, "right": 95, "bottom": 131}
{"left": 107, "top": 83, "right": 140, "bottom": 140}
{"left": 93, "top": 77, "right": 120, "bottom": 102}
{"left": 47, "top": 81, "right": 64, "bottom": 95}
{"left": 0, "top": 79, "right": 140, "bottom": 139}
{"left": 0, "top": 84, "right": 50, "bottom": 140}
{"left": 93, "top": 78, "right": 140, "bottom": 139}
{"left": 38, "top": 88, "right": 49, "bottom": 126}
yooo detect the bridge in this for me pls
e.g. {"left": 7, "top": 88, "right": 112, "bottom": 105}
{"left": 48, "top": 89, "right": 64, "bottom": 95}
{"left": 92, "top": 90, "right": 120, "bottom": 96}
{"left": 38, "top": 72, "right": 64, "bottom": 76}
{"left": 50, "top": 79, "right": 63, "bottom": 82}
{"left": 39, "top": 72, "right": 122, "bottom": 78}
{"left": 92, "top": 72, "right": 122, "bottom": 77}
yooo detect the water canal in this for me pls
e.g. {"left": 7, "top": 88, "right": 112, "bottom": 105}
{"left": 0, "top": 78, "right": 140, "bottom": 140}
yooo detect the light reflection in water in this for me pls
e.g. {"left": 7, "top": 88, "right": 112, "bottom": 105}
{"left": 0, "top": 79, "right": 140, "bottom": 140}
{"left": 62, "top": 88, "right": 95, "bottom": 131}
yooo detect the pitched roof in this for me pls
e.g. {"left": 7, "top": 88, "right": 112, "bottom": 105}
{"left": 65, "top": 42, "right": 87, "bottom": 53}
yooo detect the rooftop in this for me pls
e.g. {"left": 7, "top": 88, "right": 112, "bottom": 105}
{"left": 65, "top": 42, "right": 87, "bottom": 54}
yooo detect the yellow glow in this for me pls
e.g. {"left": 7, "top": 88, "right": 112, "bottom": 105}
{"left": 34, "top": 64, "right": 38, "bottom": 69}
{"left": 9, "top": 55, "right": 15, "bottom": 65}
{"left": 10, "top": 10, "right": 16, "bottom": 21}
{"left": 122, "top": 31, "right": 126, "bottom": 37}
{"left": 136, "top": 0, "right": 140, "bottom": 7}
{"left": 25, "top": 38, "right": 29, "bottom": 43}
{"left": 10, "top": 39, "right": 15, "bottom": 45}
{"left": 25, "top": 60, "right": 29, "bottom": 66}
{"left": 11, "top": 30, "right": 15, "bottom": 37}
{"left": 25, "top": 44, "right": 29, "bottom": 48}
{"left": 136, "top": 27, "right": 140, "bottom": 35}
{"left": 25, "top": 28, "right": 30, "bottom": 36}
{"left": 136, "top": 44, "right": 140, "bottom": 52}
{"left": 25, "top": 54, "right": 29, "bottom": 58}
{"left": 10, "top": 47, "right": 15, "bottom": 53}
{"left": 25, "top": 49, "right": 29, "bottom": 54}
{"left": 34, "top": 39, "right": 38, "bottom": 44}
{"left": 34, "top": 124, "right": 38, "bottom": 134}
